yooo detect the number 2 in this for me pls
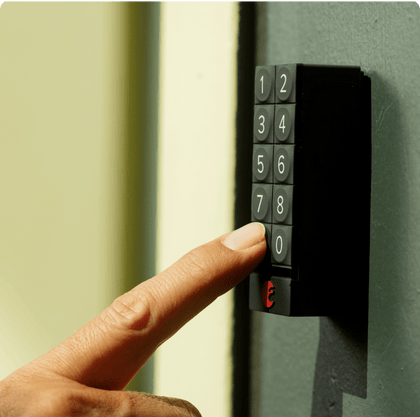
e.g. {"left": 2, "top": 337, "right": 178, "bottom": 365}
{"left": 280, "top": 73, "right": 287, "bottom": 93}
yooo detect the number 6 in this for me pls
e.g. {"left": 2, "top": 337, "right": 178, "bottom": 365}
{"left": 278, "top": 154, "right": 285, "bottom": 174}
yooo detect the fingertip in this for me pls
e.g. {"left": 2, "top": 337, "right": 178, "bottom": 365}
{"left": 222, "top": 222, "right": 266, "bottom": 251}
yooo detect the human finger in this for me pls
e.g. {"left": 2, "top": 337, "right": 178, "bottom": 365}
{"left": 33, "top": 223, "right": 266, "bottom": 390}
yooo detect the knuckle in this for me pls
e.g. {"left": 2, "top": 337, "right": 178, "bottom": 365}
{"left": 101, "top": 290, "right": 153, "bottom": 333}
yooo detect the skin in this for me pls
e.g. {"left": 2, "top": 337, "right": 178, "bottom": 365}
{"left": 0, "top": 223, "right": 266, "bottom": 417}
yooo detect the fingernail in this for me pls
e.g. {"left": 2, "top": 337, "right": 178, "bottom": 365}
{"left": 223, "top": 223, "right": 266, "bottom": 250}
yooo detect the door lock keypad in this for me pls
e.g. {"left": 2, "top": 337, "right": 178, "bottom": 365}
{"left": 249, "top": 64, "right": 371, "bottom": 317}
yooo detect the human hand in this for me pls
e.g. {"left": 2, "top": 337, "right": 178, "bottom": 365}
{"left": 0, "top": 222, "right": 266, "bottom": 416}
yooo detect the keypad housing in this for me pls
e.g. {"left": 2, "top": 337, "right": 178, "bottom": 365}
{"left": 249, "top": 64, "right": 371, "bottom": 317}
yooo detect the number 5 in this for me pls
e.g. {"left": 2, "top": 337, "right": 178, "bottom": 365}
{"left": 257, "top": 154, "right": 264, "bottom": 174}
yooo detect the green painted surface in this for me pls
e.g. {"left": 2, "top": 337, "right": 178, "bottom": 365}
{"left": 251, "top": 3, "right": 420, "bottom": 416}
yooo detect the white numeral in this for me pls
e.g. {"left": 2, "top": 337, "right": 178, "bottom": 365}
{"left": 278, "top": 154, "right": 285, "bottom": 174}
{"left": 280, "top": 73, "right": 287, "bottom": 93}
{"left": 279, "top": 114, "right": 286, "bottom": 133}
{"left": 276, "top": 235, "right": 283, "bottom": 255}
{"left": 277, "top": 195, "right": 284, "bottom": 215}
{"left": 260, "top": 75, "right": 264, "bottom": 94}
{"left": 258, "top": 115, "right": 265, "bottom": 134}
{"left": 257, "top": 154, "right": 264, "bottom": 174}
{"left": 257, "top": 194, "right": 263, "bottom": 212}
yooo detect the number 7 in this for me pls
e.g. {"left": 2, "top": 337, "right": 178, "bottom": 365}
{"left": 257, "top": 194, "right": 263, "bottom": 212}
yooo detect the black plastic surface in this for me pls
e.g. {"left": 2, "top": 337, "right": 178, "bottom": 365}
{"left": 249, "top": 64, "right": 371, "bottom": 317}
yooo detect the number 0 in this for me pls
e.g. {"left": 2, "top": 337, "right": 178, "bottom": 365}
{"left": 276, "top": 235, "right": 283, "bottom": 255}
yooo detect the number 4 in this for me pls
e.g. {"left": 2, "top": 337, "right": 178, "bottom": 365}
{"left": 279, "top": 114, "right": 286, "bottom": 133}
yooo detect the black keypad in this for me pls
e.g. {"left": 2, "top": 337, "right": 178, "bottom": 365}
{"left": 251, "top": 65, "right": 295, "bottom": 266}
{"left": 249, "top": 63, "right": 371, "bottom": 317}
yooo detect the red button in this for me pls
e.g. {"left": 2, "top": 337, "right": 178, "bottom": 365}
{"left": 261, "top": 280, "right": 275, "bottom": 308}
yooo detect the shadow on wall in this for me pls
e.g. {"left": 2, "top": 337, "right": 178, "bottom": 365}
{"left": 311, "top": 70, "right": 403, "bottom": 416}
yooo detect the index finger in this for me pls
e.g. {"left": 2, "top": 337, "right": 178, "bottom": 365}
{"left": 32, "top": 223, "right": 266, "bottom": 390}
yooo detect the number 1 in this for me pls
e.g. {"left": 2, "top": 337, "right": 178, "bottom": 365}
{"left": 260, "top": 75, "right": 264, "bottom": 94}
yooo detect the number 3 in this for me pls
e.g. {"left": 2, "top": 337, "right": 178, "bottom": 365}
{"left": 258, "top": 114, "right": 265, "bottom": 134}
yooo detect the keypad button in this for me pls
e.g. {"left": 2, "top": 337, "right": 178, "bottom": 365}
{"left": 254, "top": 105, "right": 274, "bottom": 144}
{"left": 251, "top": 184, "right": 272, "bottom": 223}
{"left": 253, "top": 145, "right": 273, "bottom": 183}
{"left": 273, "top": 145, "right": 294, "bottom": 184}
{"left": 275, "top": 104, "right": 296, "bottom": 144}
{"left": 271, "top": 225, "right": 292, "bottom": 265}
{"left": 276, "top": 65, "right": 297, "bottom": 103}
{"left": 272, "top": 185, "right": 293, "bottom": 225}
{"left": 255, "top": 66, "right": 275, "bottom": 104}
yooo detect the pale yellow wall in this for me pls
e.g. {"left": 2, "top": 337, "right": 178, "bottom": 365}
{"left": 0, "top": 4, "right": 128, "bottom": 378}
{"left": 155, "top": 3, "right": 239, "bottom": 417}
{"left": 0, "top": 4, "right": 240, "bottom": 415}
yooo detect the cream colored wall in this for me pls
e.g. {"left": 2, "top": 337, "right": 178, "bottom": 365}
{"left": 155, "top": 3, "right": 238, "bottom": 417}
{"left": 0, "top": 4, "right": 128, "bottom": 378}
{"left": 0, "top": 4, "right": 239, "bottom": 415}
